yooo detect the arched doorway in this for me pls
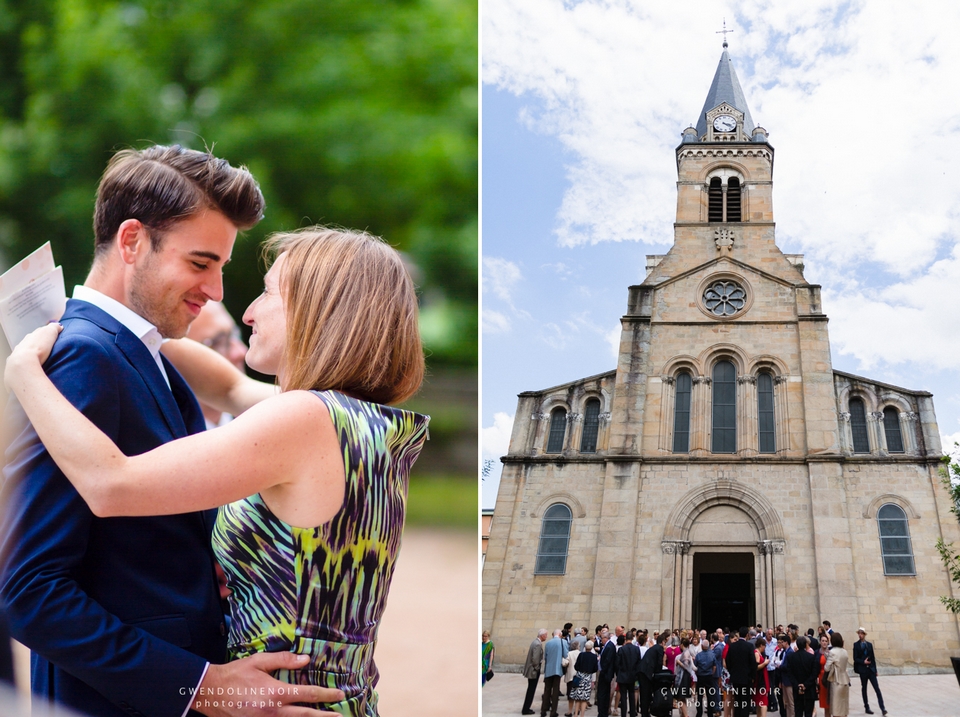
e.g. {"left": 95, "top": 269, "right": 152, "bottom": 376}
{"left": 659, "top": 481, "right": 786, "bottom": 629}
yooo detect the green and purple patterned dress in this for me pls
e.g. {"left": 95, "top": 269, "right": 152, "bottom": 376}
{"left": 212, "top": 390, "right": 429, "bottom": 716}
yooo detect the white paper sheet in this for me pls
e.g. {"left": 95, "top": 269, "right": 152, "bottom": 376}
{"left": 0, "top": 243, "right": 67, "bottom": 349}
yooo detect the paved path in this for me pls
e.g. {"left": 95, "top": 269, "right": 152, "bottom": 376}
{"left": 375, "top": 527, "right": 478, "bottom": 715}
{"left": 482, "top": 672, "right": 958, "bottom": 717}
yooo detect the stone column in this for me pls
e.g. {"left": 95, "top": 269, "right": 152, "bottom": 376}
{"left": 901, "top": 411, "right": 919, "bottom": 454}
{"left": 691, "top": 377, "right": 711, "bottom": 455}
{"left": 528, "top": 411, "right": 547, "bottom": 456}
{"left": 836, "top": 411, "right": 851, "bottom": 454}
{"left": 564, "top": 411, "right": 582, "bottom": 454}
{"left": 770, "top": 540, "right": 786, "bottom": 625}
{"left": 738, "top": 375, "right": 758, "bottom": 455}
{"left": 869, "top": 411, "right": 886, "bottom": 455}
{"left": 774, "top": 376, "right": 789, "bottom": 453}
{"left": 661, "top": 542, "right": 678, "bottom": 625}
{"left": 679, "top": 542, "right": 692, "bottom": 627}
{"left": 659, "top": 377, "right": 676, "bottom": 452}
{"left": 598, "top": 411, "right": 612, "bottom": 453}
{"left": 755, "top": 546, "right": 766, "bottom": 626}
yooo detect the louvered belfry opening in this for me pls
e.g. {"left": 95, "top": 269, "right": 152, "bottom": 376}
{"left": 727, "top": 177, "right": 742, "bottom": 222}
{"left": 708, "top": 177, "right": 723, "bottom": 221}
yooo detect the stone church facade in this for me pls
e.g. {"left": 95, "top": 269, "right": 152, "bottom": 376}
{"left": 482, "top": 47, "right": 960, "bottom": 672}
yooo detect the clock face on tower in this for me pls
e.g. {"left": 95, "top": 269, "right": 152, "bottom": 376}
{"left": 713, "top": 114, "right": 737, "bottom": 132}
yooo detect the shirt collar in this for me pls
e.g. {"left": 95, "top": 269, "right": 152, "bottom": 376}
{"left": 72, "top": 285, "right": 165, "bottom": 358}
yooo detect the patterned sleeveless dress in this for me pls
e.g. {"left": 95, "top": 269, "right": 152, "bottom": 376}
{"left": 212, "top": 390, "right": 429, "bottom": 716}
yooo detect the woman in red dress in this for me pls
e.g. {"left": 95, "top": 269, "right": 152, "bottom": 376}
{"left": 818, "top": 634, "right": 832, "bottom": 717}
{"left": 753, "top": 637, "right": 770, "bottom": 717}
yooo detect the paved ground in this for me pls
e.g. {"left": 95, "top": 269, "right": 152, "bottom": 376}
{"left": 481, "top": 671, "right": 959, "bottom": 717}
{"left": 374, "top": 527, "right": 479, "bottom": 715}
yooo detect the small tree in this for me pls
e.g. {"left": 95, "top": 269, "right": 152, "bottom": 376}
{"left": 937, "top": 454, "right": 960, "bottom": 613}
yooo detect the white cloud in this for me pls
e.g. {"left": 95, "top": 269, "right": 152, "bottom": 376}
{"left": 483, "top": 0, "right": 960, "bottom": 373}
{"left": 482, "top": 256, "right": 523, "bottom": 303}
{"left": 482, "top": 412, "right": 515, "bottom": 460}
{"left": 482, "top": 308, "right": 512, "bottom": 334}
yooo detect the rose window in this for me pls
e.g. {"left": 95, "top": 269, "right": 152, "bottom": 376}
{"left": 703, "top": 280, "right": 746, "bottom": 316}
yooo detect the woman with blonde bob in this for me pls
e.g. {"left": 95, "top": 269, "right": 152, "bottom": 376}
{"left": 5, "top": 227, "right": 429, "bottom": 717}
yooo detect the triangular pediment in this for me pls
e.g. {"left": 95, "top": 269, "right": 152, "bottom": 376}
{"left": 639, "top": 255, "right": 801, "bottom": 292}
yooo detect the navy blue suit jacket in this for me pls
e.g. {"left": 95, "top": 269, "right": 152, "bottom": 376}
{"left": 0, "top": 300, "right": 227, "bottom": 717}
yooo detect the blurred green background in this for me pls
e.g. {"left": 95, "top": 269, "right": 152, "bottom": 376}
{"left": 0, "top": 0, "right": 477, "bottom": 528}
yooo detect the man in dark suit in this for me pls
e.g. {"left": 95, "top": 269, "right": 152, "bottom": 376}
{"left": 596, "top": 629, "right": 617, "bottom": 717}
{"left": 638, "top": 629, "right": 667, "bottom": 717}
{"left": 785, "top": 636, "right": 819, "bottom": 717}
{"left": 853, "top": 628, "right": 887, "bottom": 715}
{"left": 0, "top": 145, "right": 338, "bottom": 717}
{"left": 521, "top": 629, "right": 548, "bottom": 715}
{"left": 616, "top": 635, "right": 641, "bottom": 717}
{"left": 724, "top": 627, "right": 757, "bottom": 717}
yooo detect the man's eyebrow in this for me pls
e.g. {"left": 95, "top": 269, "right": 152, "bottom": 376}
{"left": 188, "top": 250, "right": 230, "bottom": 265}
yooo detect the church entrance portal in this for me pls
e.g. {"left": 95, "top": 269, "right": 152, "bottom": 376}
{"left": 693, "top": 552, "right": 754, "bottom": 631}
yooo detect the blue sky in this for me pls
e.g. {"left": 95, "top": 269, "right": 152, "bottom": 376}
{"left": 482, "top": 1, "right": 960, "bottom": 507}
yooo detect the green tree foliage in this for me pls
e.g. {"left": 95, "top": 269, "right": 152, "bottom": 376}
{"left": 937, "top": 454, "right": 960, "bottom": 613}
{"left": 0, "top": 0, "right": 477, "bottom": 366}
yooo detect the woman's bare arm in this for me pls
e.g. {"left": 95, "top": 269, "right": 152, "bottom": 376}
{"left": 160, "top": 337, "right": 277, "bottom": 415}
{"left": 5, "top": 325, "right": 342, "bottom": 520}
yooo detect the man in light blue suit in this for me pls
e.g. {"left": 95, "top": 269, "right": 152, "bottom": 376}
{"left": 540, "top": 628, "right": 569, "bottom": 717}
{"left": 0, "top": 145, "right": 338, "bottom": 717}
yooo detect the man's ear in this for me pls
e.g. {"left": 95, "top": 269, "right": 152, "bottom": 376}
{"left": 116, "top": 219, "right": 150, "bottom": 265}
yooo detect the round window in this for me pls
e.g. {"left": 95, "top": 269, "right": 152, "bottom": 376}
{"left": 703, "top": 280, "right": 746, "bottom": 317}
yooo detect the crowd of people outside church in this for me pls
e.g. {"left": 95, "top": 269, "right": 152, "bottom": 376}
{"left": 494, "top": 619, "right": 890, "bottom": 717}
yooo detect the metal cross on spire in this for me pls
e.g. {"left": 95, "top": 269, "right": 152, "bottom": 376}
{"left": 716, "top": 18, "right": 733, "bottom": 48}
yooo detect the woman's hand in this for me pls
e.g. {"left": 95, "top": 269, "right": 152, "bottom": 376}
{"left": 4, "top": 323, "right": 62, "bottom": 390}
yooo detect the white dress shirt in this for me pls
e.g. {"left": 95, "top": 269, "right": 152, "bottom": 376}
{"left": 72, "top": 286, "right": 170, "bottom": 389}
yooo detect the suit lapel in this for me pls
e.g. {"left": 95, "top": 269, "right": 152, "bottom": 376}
{"left": 114, "top": 330, "right": 187, "bottom": 438}
{"left": 62, "top": 299, "right": 186, "bottom": 438}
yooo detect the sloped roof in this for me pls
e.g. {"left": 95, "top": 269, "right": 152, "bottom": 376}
{"left": 694, "top": 49, "right": 755, "bottom": 138}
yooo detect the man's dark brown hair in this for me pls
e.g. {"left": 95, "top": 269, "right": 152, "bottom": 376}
{"left": 93, "top": 144, "right": 265, "bottom": 255}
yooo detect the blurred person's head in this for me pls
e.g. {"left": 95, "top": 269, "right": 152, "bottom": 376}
{"left": 187, "top": 301, "right": 248, "bottom": 425}
{"left": 831, "top": 632, "right": 843, "bottom": 648}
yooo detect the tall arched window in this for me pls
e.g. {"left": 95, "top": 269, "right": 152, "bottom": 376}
{"left": 849, "top": 397, "right": 870, "bottom": 453}
{"left": 727, "top": 177, "right": 742, "bottom": 222}
{"left": 712, "top": 361, "right": 737, "bottom": 453}
{"left": 673, "top": 372, "right": 692, "bottom": 453}
{"left": 883, "top": 406, "right": 904, "bottom": 453}
{"left": 535, "top": 503, "right": 572, "bottom": 574}
{"left": 546, "top": 408, "right": 567, "bottom": 453}
{"left": 877, "top": 503, "right": 915, "bottom": 575}
{"left": 708, "top": 177, "right": 723, "bottom": 222}
{"left": 580, "top": 399, "right": 601, "bottom": 453}
{"left": 757, "top": 372, "right": 775, "bottom": 453}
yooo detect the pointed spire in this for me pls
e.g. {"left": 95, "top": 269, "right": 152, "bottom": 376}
{"left": 694, "top": 48, "right": 755, "bottom": 139}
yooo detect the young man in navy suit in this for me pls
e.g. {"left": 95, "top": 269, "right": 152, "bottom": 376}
{"left": 853, "top": 628, "right": 887, "bottom": 716}
{"left": 0, "top": 145, "right": 341, "bottom": 717}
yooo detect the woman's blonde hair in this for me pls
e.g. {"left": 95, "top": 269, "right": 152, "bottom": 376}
{"left": 262, "top": 226, "right": 424, "bottom": 404}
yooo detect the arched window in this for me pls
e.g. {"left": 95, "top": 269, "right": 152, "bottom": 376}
{"left": 757, "top": 372, "right": 775, "bottom": 453}
{"left": 849, "top": 397, "right": 870, "bottom": 453}
{"left": 708, "top": 177, "right": 723, "bottom": 222}
{"left": 546, "top": 408, "right": 567, "bottom": 453}
{"left": 580, "top": 398, "right": 601, "bottom": 453}
{"left": 712, "top": 361, "right": 737, "bottom": 453}
{"left": 535, "top": 503, "right": 572, "bottom": 574}
{"left": 883, "top": 406, "right": 904, "bottom": 453}
{"left": 727, "top": 177, "right": 742, "bottom": 222}
{"left": 877, "top": 503, "right": 915, "bottom": 575}
{"left": 673, "top": 372, "right": 692, "bottom": 453}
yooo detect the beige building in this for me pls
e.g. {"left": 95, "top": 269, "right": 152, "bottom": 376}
{"left": 482, "top": 47, "right": 960, "bottom": 673}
